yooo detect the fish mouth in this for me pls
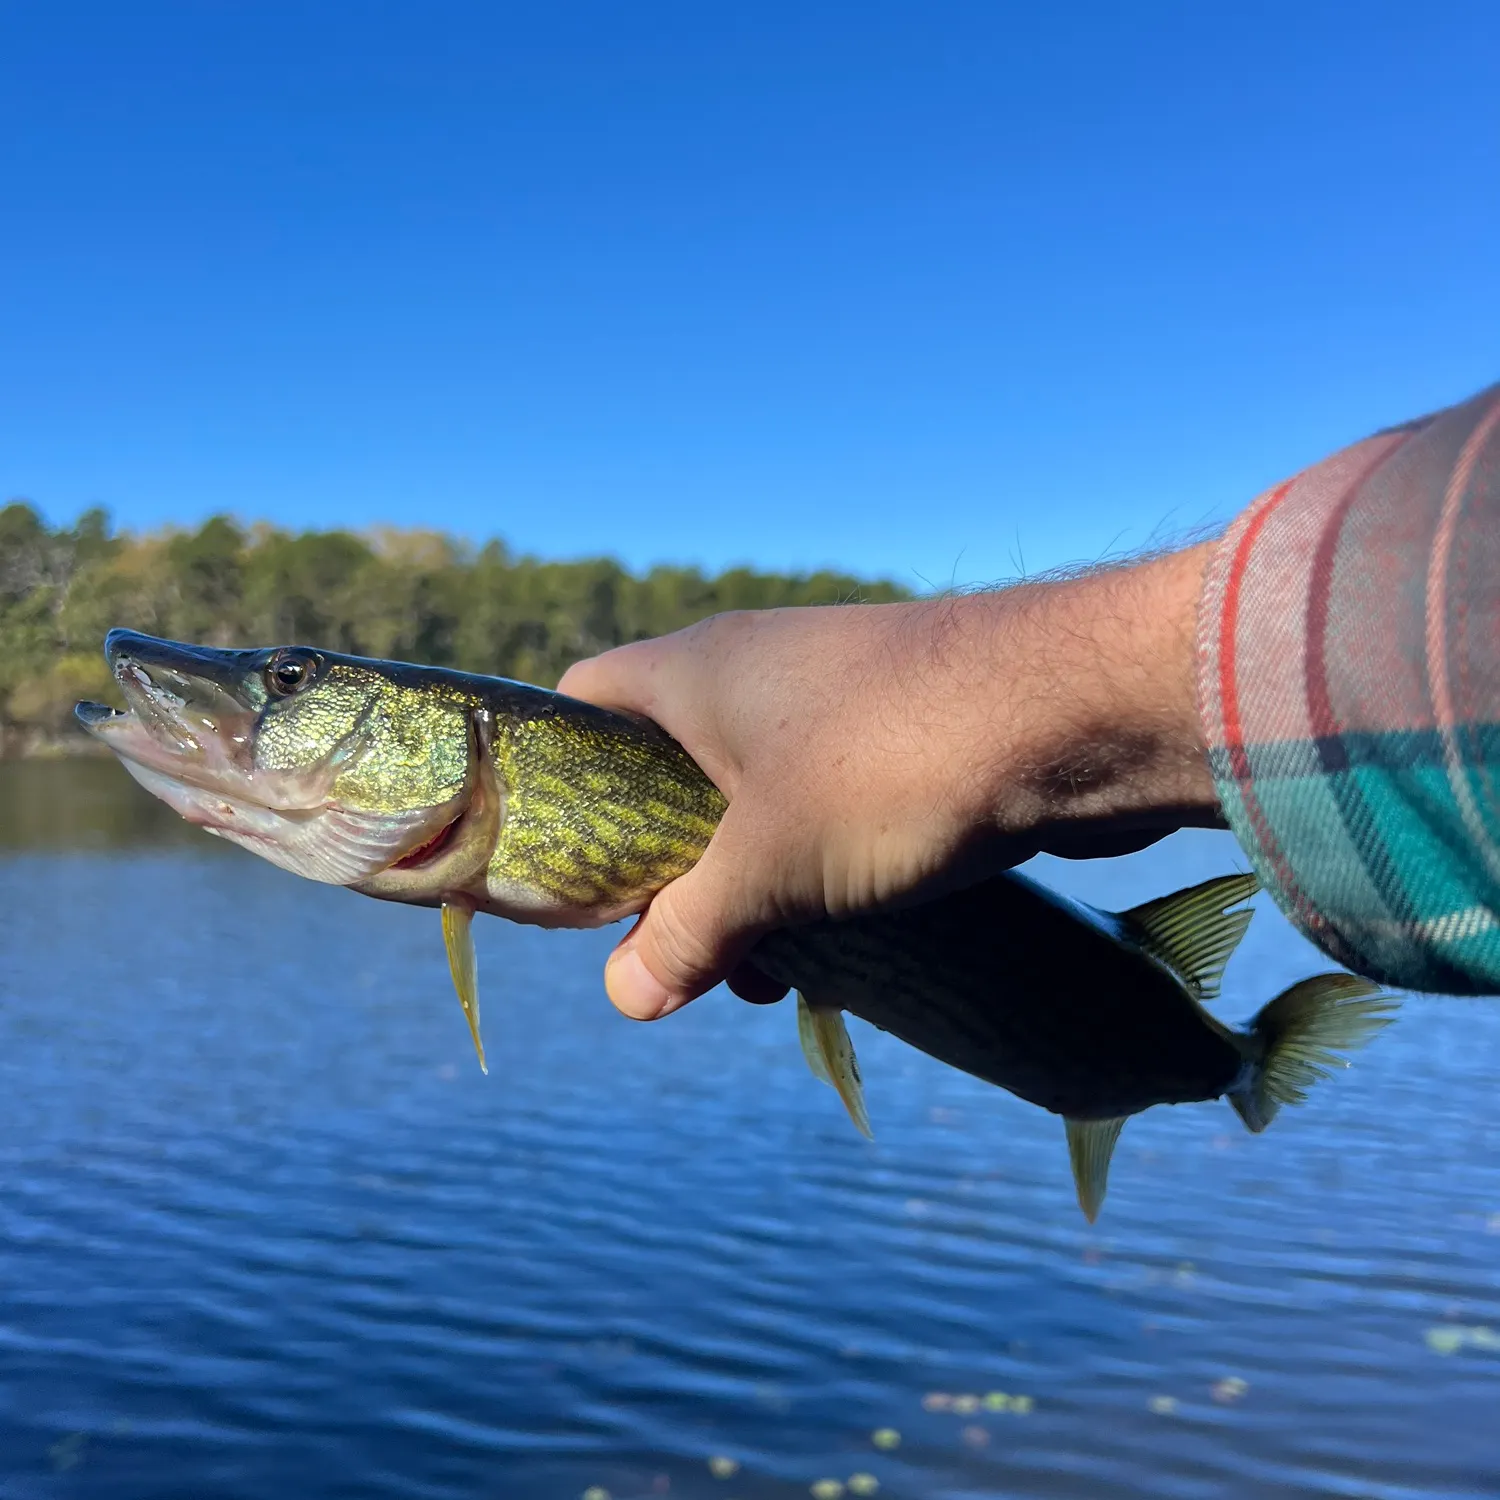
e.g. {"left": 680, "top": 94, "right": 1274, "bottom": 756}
{"left": 78, "top": 629, "right": 267, "bottom": 794}
{"left": 75, "top": 630, "right": 472, "bottom": 886}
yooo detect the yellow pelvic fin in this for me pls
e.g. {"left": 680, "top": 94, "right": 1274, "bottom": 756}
{"left": 441, "top": 901, "right": 487, "bottom": 1075}
{"left": 796, "top": 992, "right": 834, "bottom": 1085}
{"left": 1119, "top": 872, "right": 1260, "bottom": 1000}
{"left": 796, "top": 993, "right": 873, "bottom": 1140}
{"left": 1064, "top": 1115, "right": 1127, "bottom": 1223}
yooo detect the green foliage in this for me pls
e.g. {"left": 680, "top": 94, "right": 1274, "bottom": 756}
{"left": 0, "top": 507, "right": 910, "bottom": 747}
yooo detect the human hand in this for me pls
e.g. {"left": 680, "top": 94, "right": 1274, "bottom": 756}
{"left": 558, "top": 544, "right": 1223, "bottom": 1020}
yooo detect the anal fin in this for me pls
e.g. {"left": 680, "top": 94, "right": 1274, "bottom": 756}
{"left": 1064, "top": 1115, "right": 1127, "bottom": 1223}
{"left": 1119, "top": 872, "right": 1260, "bottom": 1000}
{"left": 442, "top": 901, "right": 487, "bottom": 1075}
{"left": 796, "top": 993, "right": 873, "bottom": 1139}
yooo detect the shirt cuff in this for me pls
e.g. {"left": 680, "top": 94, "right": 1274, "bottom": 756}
{"left": 1196, "top": 383, "right": 1500, "bottom": 994}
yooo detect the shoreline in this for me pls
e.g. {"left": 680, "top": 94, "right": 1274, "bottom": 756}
{"left": 0, "top": 730, "right": 111, "bottom": 762}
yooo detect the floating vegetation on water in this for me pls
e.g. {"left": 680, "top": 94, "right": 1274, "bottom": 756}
{"left": 870, "top": 1428, "right": 901, "bottom": 1450}
{"left": 925, "top": 1390, "right": 1033, "bottom": 1416}
{"left": 48, "top": 1433, "right": 88, "bottom": 1473}
{"left": 983, "top": 1391, "right": 1033, "bottom": 1413}
{"left": 1211, "top": 1377, "right": 1249, "bottom": 1404}
{"left": 1424, "top": 1324, "right": 1500, "bottom": 1355}
{"left": 707, "top": 1456, "right": 740, "bottom": 1479}
{"left": 809, "top": 1479, "right": 881, "bottom": 1500}
{"left": 1148, "top": 1395, "right": 1178, "bottom": 1415}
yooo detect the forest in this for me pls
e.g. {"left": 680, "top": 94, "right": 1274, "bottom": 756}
{"left": 0, "top": 502, "right": 909, "bottom": 755}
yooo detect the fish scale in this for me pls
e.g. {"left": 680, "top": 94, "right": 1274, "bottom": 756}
{"left": 488, "top": 705, "right": 723, "bottom": 909}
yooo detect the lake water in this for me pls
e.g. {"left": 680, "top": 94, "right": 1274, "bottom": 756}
{"left": 1, "top": 761, "right": 1497, "bottom": 1499}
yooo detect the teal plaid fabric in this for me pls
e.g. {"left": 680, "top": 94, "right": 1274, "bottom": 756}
{"left": 1198, "top": 381, "right": 1500, "bottom": 995}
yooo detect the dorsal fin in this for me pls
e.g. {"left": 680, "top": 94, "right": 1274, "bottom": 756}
{"left": 1118, "top": 872, "right": 1260, "bottom": 1000}
{"left": 1064, "top": 1116, "right": 1127, "bottom": 1223}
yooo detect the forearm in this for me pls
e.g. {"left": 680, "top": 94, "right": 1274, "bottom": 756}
{"left": 902, "top": 544, "right": 1220, "bottom": 855}
{"left": 993, "top": 544, "right": 1218, "bottom": 831}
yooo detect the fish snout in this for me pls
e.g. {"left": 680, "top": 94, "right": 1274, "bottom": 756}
{"left": 86, "top": 630, "right": 267, "bottom": 767}
{"left": 104, "top": 627, "right": 159, "bottom": 667}
{"left": 105, "top": 630, "right": 276, "bottom": 723}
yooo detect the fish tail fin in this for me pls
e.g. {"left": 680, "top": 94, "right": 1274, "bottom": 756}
{"left": 1228, "top": 974, "right": 1397, "bottom": 1133}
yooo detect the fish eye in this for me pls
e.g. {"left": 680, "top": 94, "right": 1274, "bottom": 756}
{"left": 264, "top": 650, "right": 318, "bottom": 697}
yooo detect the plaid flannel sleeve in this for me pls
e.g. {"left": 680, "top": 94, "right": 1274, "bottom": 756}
{"left": 1197, "top": 380, "right": 1500, "bottom": 995}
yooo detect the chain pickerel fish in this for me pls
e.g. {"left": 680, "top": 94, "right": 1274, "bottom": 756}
{"left": 76, "top": 630, "right": 1396, "bottom": 1221}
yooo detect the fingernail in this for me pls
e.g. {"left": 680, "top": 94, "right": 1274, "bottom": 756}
{"left": 605, "top": 946, "right": 675, "bottom": 1020}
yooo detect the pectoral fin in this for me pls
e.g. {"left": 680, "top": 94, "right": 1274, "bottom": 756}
{"left": 796, "top": 993, "right": 873, "bottom": 1140}
{"left": 442, "top": 901, "right": 487, "bottom": 1075}
{"left": 1064, "top": 1115, "right": 1127, "bottom": 1223}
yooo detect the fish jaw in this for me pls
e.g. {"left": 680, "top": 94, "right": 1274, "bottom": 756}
{"left": 81, "top": 647, "right": 261, "bottom": 794}
{"left": 75, "top": 630, "right": 474, "bottom": 887}
{"left": 117, "top": 752, "right": 467, "bottom": 885}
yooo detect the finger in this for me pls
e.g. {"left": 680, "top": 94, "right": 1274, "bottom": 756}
{"left": 726, "top": 961, "right": 790, "bottom": 1005}
{"left": 561, "top": 631, "right": 742, "bottom": 792}
{"left": 558, "top": 638, "right": 664, "bottom": 716}
{"left": 603, "top": 827, "right": 768, "bottom": 1020}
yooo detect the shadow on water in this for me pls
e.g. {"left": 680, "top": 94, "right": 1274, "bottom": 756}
{"left": 1, "top": 763, "right": 1498, "bottom": 1498}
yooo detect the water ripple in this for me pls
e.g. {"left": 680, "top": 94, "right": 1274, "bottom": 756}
{"left": 1, "top": 806, "right": 1498, "bottom": 1496}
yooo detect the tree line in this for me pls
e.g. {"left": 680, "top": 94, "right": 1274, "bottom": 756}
{"left": 0, "top": 502, "right": 909, "bottom": 753}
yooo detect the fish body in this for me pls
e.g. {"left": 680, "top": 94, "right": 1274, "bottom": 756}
{"left": 77, "top": 630, "right": 1395, "bottom": 1219}
{"left": 80, "top": 630, "right": 724, "bottom": 926}
{"left": 761, "top": 872, "right": 1251, "bottom": 1122}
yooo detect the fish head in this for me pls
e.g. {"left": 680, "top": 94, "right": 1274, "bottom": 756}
{"left": 75, "top": 629, "right": 491, "bottom": 892}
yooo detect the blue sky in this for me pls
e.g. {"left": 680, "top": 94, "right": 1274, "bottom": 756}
{"left": 2, "top": 3, "right": 1496, "bottom": 589}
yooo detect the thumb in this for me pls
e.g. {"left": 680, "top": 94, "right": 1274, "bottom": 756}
{"left": 604, "top": 828, "right": 765, "bottom": 1020}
